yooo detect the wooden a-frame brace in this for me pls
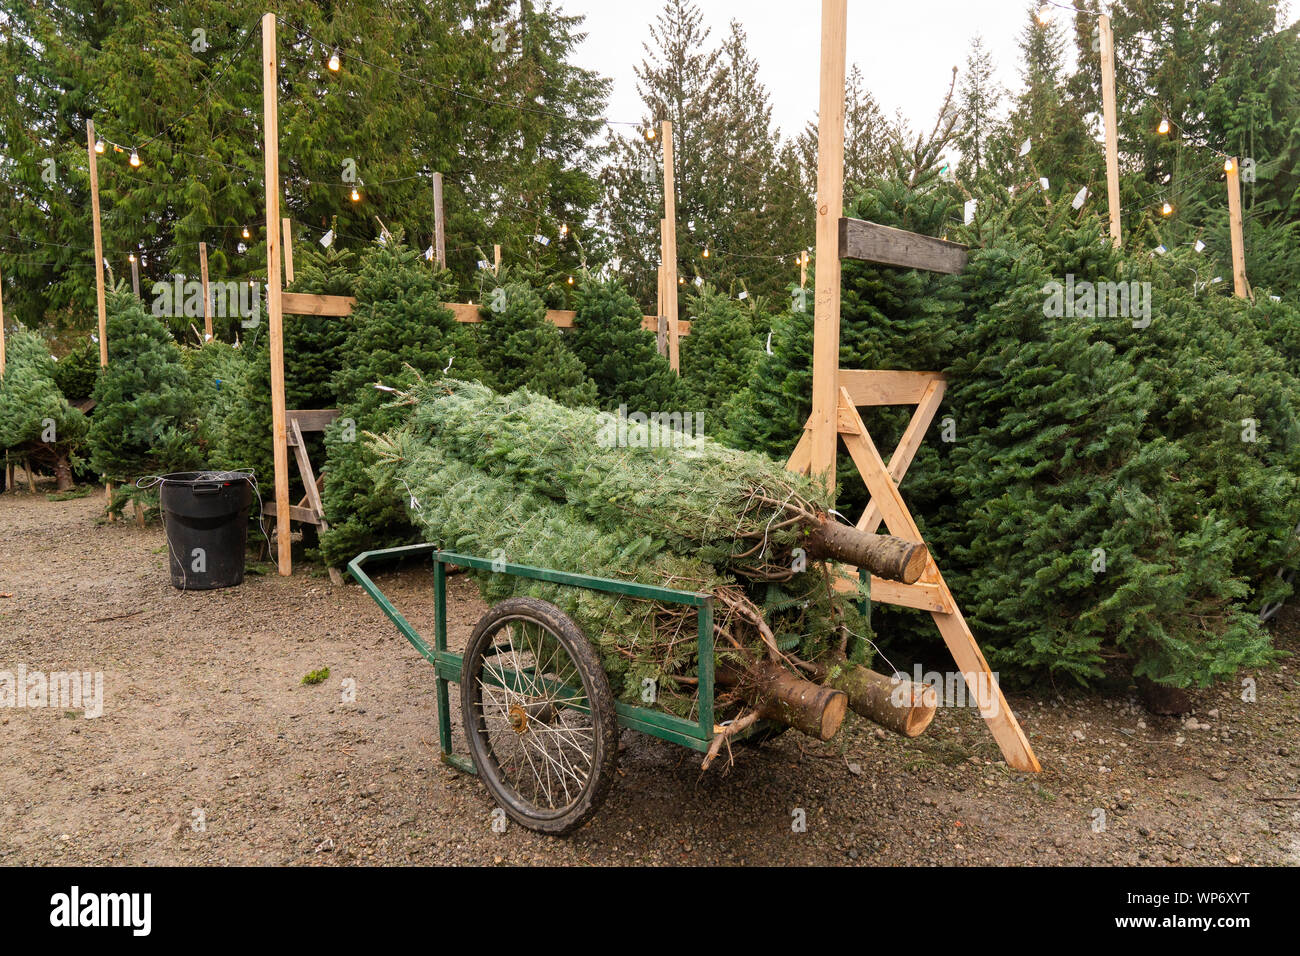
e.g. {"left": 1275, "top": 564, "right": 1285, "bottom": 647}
{"left": 799, "top": 0, "right": 1039, "bottom": 772}
{"left": 788, "top": 377, "right": 1041, "bottom": 772}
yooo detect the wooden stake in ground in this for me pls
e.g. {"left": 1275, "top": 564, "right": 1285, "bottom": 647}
{"left": 432, "top": 172, "right": 447, "bottom": 270}
{"left": 656, "top": 262, "right": 667, "bottom": 357}
{"left": 660, "top": 120, "right": 680, "bottom": 373}
{"left": 86, "top": 119, "right": 112, "bottom": 515}
{"left": 809, "top": 0, "right": 848, "bottom": 494}
{"left": 1225, "top": 157, "right": 1250, "bottom": 300}
{"left": 199, "top": 242, "right": 213, "bottom": 341}
{"left": 130, "top": 255, "right": 141, "bottom": 298}
{"left": 262, "top": 12, "right": 291, "bottom": 576}
{"left": 282, "top": 219, "right": 295, "bottom": 285}
{"left": 493, "top": 243, "right": 501, "bottom": 276}
{"left": 86, "top": 120, "right": 108, "bottom": 368}
{"left": 1099, "top": 13, "right": 1122, "bottom": 248}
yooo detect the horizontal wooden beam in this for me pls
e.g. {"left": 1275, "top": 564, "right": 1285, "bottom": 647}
{"left": 838, "top": 370, "right": 945, "bottom": 407}
{"left": 282, "top": 294, "right": 690, "bottom": 335}
{"left": 286, "top": 409, "right": 340, "bottom": 433}
{"left": 831, "top": 573, "right": 952, "bottom": 613}
{"left": 262, "top": 501, "right": 319, "bottom": 525}
{"left": 839, "top": 218, "right": 968, "bottom": 274}
{"left": 280, "top": 292, "right": 356, "bottom": 316}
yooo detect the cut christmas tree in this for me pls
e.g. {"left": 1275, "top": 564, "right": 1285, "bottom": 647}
{"left": 372, "top": 377, "right": 938, "bottom": 766}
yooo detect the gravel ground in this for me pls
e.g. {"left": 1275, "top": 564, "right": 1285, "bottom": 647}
{"left": 2, "top": 491, "right": 1298, "bottom": 866}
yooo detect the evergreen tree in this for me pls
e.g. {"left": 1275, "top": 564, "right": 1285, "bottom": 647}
{"left": 476, "top": 278, "right": 596, "bottom": 407}
{"left": 794, "top": 64, "right": 892, "bottom": 202}
{"left": 86, "top": 290, "right": 201, "bottom": 490}
{"left": 568, "top": 277, "right": 681, "bottom": 412}
{"left": 722, "top": 295, "right": 812, "bottom": 457}
{"left": 0, "top": 330, "right": 88, "bottom": 490}
{"left": 955, "top": 36, "right": 1005, "bottom": 181}
{"left": 210, "top": 341, "right": 272, "bottom": 484}
{"left": 181, "top": 340, "right": 248, "bottom": 464}
{"left": 599, "top": 0, "right": 726, "bottom": 306}
{"left": 317, "top": 236, "right": 481, "bottom": 566}
{"left": 679, "top": 285, "right": 759, "bottom": 431}
{"left": 51, "top": 336, "right": 101, "bottom": 402}
{"left": 284, "top": 245, "right": 359, "bottom": 410}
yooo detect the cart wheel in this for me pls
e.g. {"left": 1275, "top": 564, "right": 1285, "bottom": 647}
{"left": 461, "top": 597, "right": 618, "bottom": 836}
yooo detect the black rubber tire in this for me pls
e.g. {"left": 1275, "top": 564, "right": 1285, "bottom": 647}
{"left": 461, "top": 597, "right": 619, "bottom": 836}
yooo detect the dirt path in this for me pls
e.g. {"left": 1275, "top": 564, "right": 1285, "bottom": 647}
{"left": 1, "top": 492, "right": 1297, "bottom": 865}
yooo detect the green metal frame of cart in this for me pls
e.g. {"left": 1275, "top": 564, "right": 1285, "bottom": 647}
{"left": 348, "top": 542, "right": 786, "bottom": 772}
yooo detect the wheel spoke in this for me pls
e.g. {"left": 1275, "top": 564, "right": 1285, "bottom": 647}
{"left": 468, "top": 610, "right": 604, "bottom": 821}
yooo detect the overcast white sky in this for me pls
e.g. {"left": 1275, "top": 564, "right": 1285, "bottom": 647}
{"left": 567, "top": 0, "right": 1299, "bottom": 139}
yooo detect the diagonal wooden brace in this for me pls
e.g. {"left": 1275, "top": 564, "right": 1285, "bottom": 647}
{"left": 787, "top": 373, "right": 1041, "bottom": 772}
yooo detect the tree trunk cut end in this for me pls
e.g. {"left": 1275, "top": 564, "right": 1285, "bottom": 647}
{"left": 806, "top": 520, "right": 929, "bottom": 584}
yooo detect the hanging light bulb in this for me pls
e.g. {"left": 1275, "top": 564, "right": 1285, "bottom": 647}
{"left": 1224, "top": 158, "right": 1236, "bottom": 173}
{"left": 559, "top": 223, "right": 568, "bottom": 237}
{"left": 242, "top": 225, "right": 251, "bottom": 239}
{"left": 1036, "top": 4, "right": 1052, "bottom": 25}
{"left": 128, "top": 253, "right": 136, "bottom": 263}
{"left": 1157, "top": 116, "right": 1171, "bottom": 135}
{"left": 1161, "top": 201, "right": 1174, "bottom": 217}
{"left": 350, "top": 187, "right": 361, "bottom": 202}
{"left": 129, "top": 148, "right": 141, "bottom": 167}
{"left": 566, "top": 276, "right": 574, "bottom": 285}
{"left": 328, "top": 49, "right": 341, "bottom": 72}
{"left": 645, "top": 126, "right": 656, "bottom": 141}
{"left": 94, "top": 139, "right": 105, "bottom": 154}
{"left": 702, "top": 247, "right": 710, "bottom": 259}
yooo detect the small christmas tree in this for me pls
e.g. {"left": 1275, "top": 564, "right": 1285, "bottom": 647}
{"left": 723, "top": 293, "right": 812, "bottom": 457}
{"left": 182, "top": 341, "right": 249, "bottom": 465}
{"left": 318, "top": 236, "right": 482, "bottom": 567}
{"left": 568, "top": 277, "right": 680, "bottom": 412}
{"left": 0, "top": 330, "right": 87, "bottom": 491}
{"left": 285, "top": 245, "right": 359, "bottom": 409}
{"left": 679, "top": 284, "right": 760, "bottom": 432}
{"left": 87, "top": 290, "right": 201, "bottom": 503}
{"left": 476, "top": 277, "right": 596, "bottom": 407}
{"left": 51, "top": 336, "right": 101, "bottom": 402}
{"left": 210, "top": 342, "right": 273, "bottom": 484}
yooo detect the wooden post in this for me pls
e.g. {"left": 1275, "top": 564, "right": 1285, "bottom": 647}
{"left": 800, "top": 250, "right": 808, "bottom": 289}
{"left": 87, "top": 121, "right": 108, "bottom": 367}
{"left": 282, "top": 218, "right": 294, "bottom": 285}
{"left": 1099, "top": 13, "right": 1122, "bottom": 248}
{"left": 493, "top": 243, "right": 501, "bottom": 276}
{"left": 199, "top": 242, "right": 212, "bottom": 341}
{"left": 1225, "top": 157, "right": 1250, "bottom": 299}
{"left": 262, "top": 12, "right": 291, "bottom": 575}
{"left": 809, "top": 0, "right": 848, "bottom": 494}
{"left": 661, "top": 120, "right": 680, "bottom": 373}
{"left": 130, "top": 255, "right": 141, "bottom": 297}
{"left": 432, "top": 172, "right": 447, "bottom": 269}
{"left": 656, "top": 263, "right": 668, "bottom": 357}
{"left": 86, "top": 119, "right": 112, "bottom": 514}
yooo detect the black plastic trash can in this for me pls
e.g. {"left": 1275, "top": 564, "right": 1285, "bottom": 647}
{"left": 158, "top": 471, "right": 254, "bottom": 590}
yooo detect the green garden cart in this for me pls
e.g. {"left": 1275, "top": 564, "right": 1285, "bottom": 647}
{"left": 349, "top": 542, "right": 790, "bottom": 835}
